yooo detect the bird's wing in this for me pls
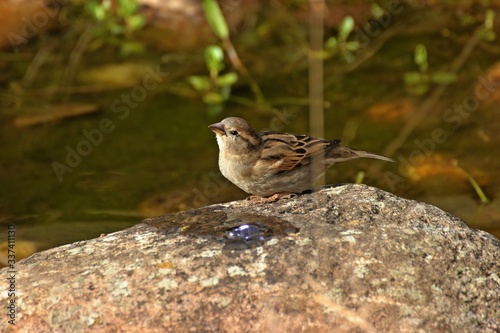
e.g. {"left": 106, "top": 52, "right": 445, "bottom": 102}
{"left": 258, "top": 132, "right": 341, "bottom": 174}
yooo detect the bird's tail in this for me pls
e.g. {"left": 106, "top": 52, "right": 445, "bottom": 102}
{"left": 354, "top": 150, "right": 395, "bottom": 162}
{"left": 325, "top": 146, "right": 394, "bottom": 164}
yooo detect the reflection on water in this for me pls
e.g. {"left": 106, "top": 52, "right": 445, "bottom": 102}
{"left": 143, "top": 209, "right": 299, "bottom": 246}
{"left": 1, "top": 3, "right": 500, "bottom": 263}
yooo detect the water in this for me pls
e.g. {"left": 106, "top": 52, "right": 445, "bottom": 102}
{"left": 1, "top": 5, "right": 499, "bottom": 263}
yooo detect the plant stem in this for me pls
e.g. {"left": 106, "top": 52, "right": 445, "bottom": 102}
{"left": 309, "top": 0, "right": 325, "bottom": 186}
{"left": 453, "top": 160, "right": 490, "bottom": 205}
{"left": 221, "top": 37, "right": 264, "bottom": 104}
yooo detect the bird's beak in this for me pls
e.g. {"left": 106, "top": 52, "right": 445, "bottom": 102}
{"left": 208, "top": 122, "right": 225, "bottom": 136}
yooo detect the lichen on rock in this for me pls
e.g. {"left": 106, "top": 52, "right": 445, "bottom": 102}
{"left": 1, "top": 184, "right": 498, "bottom": 332}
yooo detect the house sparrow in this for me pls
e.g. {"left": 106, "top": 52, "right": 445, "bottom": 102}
{"left": 209, "top": 117, "right": 393, "bottom": 197}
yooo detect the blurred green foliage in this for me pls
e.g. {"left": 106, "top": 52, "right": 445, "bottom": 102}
{"left": 404, "top": 44, "right": 457, "bottom": 95}
{"left": 84, "top": 0, "right": 146, "bottom": 55}
{"left": 404, "top": 9, "right": 496, "bottom": 96}
{"left": 188, "top": 46, "right": 238, "bottom": 116}
{"left": 324, "top": 16, "right": 361, "bottom": 63}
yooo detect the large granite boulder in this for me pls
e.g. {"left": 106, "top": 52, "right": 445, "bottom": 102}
{"left": 1, "top": 184, "right": 499, "bottom": 332}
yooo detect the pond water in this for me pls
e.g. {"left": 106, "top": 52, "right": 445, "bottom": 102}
{"left": 1, "top": 3, "right": 499, "bottom": 262}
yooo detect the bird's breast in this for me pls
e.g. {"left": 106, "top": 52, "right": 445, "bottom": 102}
{"left": 218, "top": 151, "right": 254, "bottom": 183}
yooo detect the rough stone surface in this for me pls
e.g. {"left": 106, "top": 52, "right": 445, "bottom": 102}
{"left": 1, "top": 184, "right": 499, "bottom": 332}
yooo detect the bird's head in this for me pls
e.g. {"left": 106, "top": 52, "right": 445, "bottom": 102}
{"left": 209, "top": 117, "right": 261, "bottom": 155}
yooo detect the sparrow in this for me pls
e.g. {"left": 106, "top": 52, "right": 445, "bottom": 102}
{"left": 209, "top": 117, "right": 393, "bottom": 197}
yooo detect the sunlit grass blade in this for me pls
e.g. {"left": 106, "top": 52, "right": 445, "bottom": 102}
{"left": 355, "top": 171, "right": 365, "bottom": 184}
{"left": 453, "top": 160, "right": 491, "bottom": 205}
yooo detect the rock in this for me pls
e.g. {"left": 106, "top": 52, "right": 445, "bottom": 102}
{"left": 0, "top": 0, "right": 59, "bottom": 51}
{"left": 1, "top": 184, "right": 499, "bottom": 332}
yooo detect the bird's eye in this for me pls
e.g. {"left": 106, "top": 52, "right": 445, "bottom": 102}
{"left": 229, "top": 130, "right": 239, "bottom": 136}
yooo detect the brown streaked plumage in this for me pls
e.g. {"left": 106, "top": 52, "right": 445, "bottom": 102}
{"left": 209, "top": 117, "right": 393, "bottom": 197}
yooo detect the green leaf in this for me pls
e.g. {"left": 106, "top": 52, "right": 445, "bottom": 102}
{"left": 202, "top": 0, "right": 229, "bottom": 39}
{"left": 338, "top": 16, "right": 354, "bottom": 42}
{"left": 217, "top": 72, "right": 238, "bottom": 86}
{"left": 120, "top": 41, "right": 145, "bottom": 55}
{"left": 479, "top": 30, "right": 496, "bottom": 42}
{"left": 484, "top": 9, "right": 495, "bottom": 30}
{"left": 118, "top": 0, "right": 139, "bottom": 16}
{"left": 86, "top": 2, "right": 107, "bottom": 21}
{"left": 371, "top": 4, "right": 385, "bottom": 20}
{"left": 345, "top": 41, "right": 360, "bottom": 52}
{"left": 203, "top": 92, "right": 224, "bottom": 104}
{"left": 325, "top": 37, "right": 338, "bottom": 51}
{"left": 188, "top": 76, "right": 211, "bottom": 92}
{"left": 205, "top": 45, "right": 224, "bottom": 74}
{"left": 404, "top": 71, "right": 427, "bottom": 85}
{"left": 102, "top": 0, "right": 112, "bottom": 11}
{"left": 127, "top": 15, "right": 146, "bottom": 31}
{"left": 414, "top": 44, "right": 428, "bottom": 72}
{"left": 431, "top": 71, "right": 458, "bottom": 85}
